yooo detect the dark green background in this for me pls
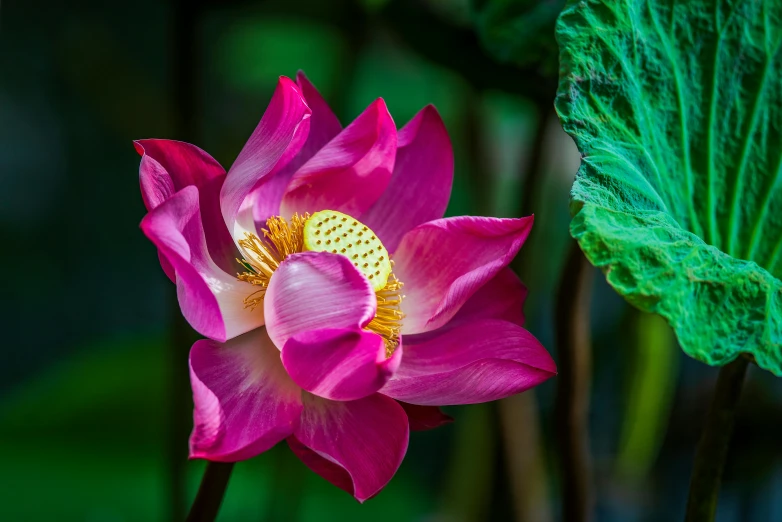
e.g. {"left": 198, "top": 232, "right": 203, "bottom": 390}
{"left": 1, "top": 0, "right": 781, "bottom": 520}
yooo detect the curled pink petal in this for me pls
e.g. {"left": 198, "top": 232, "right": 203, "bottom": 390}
{"left": 281, "top": 98, "right": 397, "bottom": 218}
{"left": 394, "top": 216, "right": 534, "bottom": 334}
{"left": 136, "top": 139, "right": 225, "bottom": 210}
{"left": 361, "top": 105, "right": 454, "bottom": 252}
{"left": 264, "top": 251, "right": 376, "bottom": 350}
{"left": 449, "top": 267, "right": 527, "bottom": 327}
{"left": 381, "top": 319, "right": 556, "bottom": 405}
{"left": 221, "top": 77, "right": 311, "bottom": 242}
{"left": 141, "top": 186, "right": 264, "bottom": 341}
{"left": 136, "top": 139, "right": 237, "bottom": 276}
{"left": 189, "top": 328, "right": 303, "bottom": 462}
{"left": 282, "top": 328, "right": 401, "bottom": 401}
{"left": 287, "top": 435, "right": 354, "bottom": 495}
{"left": 397, "top": 402, "right": 454, "bottom": 431}
{"left": 290, "top": 393, "right": 409, "bottom": 502}
{"left": 295, "top": 71, "right": 343, "bottom": 164}
{"left": 251, "top": 72, "right": 343, "bottom": 227}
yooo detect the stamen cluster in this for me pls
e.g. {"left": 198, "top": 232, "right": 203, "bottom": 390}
{"left": 236, "top": 213, "right": 309, "bottom": 310}
{"left": 236, "top": 212, "right": 404, "bottom": 354}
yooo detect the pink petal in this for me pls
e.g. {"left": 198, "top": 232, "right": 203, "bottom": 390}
{"left": 136, "top": 139, "right": 225, "bottom": 210}
{"left": 189, "top": 328, "right": 303, "bottom": 462}
{"left": 250, "top": 72, "right": 343, "bottom": 227}
{"left": 263, "top": 251, "right": 376, "bottom": 349}
{"left": 449, "top": 267, "right": 527, "bottom": 327}
{"left": 287, "top": 435, "right": 354, "bottom": 495}
{"left": 360, "top": 105, "right": 454, "bottom": 252}
{"left": 221, "top": 76, "right": 311, "bottom": 242}
{"left": 397, "top": 402, "right": 454, "bottom": 431}
{"left": 282, "top": 328, "right": 401, "bottom": 401}
{"left": 394, "top": 216, "right": 534, "bottom": 334}
{"left": 280, "top": 98, "right": 397, "bottom": 218}
{"left": 290, "top": 393, "right": 409, "bottom": 502}
{"left": 381, "top": 319, "right": 555, "bottom": 405}
{"left": 141, "top": 186, "right": 265, "bottom": 341}
{"left": 136, "top": 139, "right": 237, "bottom": 276}
{"left": 295, "top": 71, "right": 343, "bottom": 162}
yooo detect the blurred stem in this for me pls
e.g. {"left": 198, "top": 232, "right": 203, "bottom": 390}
{"left": 499, "top": 393, "right": 553, "bottom": 522}
{"left": 510, "top": 101, "right": 551, "bottom": 272}
{"left": 500, "top": 100, "right": 553, "bottom": 522}
{"left": 554, "top": 242, "right": 594, "bottom": 522}
{"left": 465, "top": 89, "right": 491, "bottom": 216}
{"left": 440, "top": 404, "right": 497, "bottom": 522}
{"left": 186, "top": 462, "right": 235, "bottom": 522}
{"left": 615, "top": 311, "right": 678, "bottom": 483}
{"left": 684, "top": 357, "right": 749, "bottom": 522}
{"left": 170, "top": 0, "right": 201, "bottom": 518}
{"left": 520, "top": 102, "right": 551, "bottom": 219}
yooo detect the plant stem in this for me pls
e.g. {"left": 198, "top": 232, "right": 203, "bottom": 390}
{"left": 684, "top": 357, "right": 749, "bottom": 522}
{"left": 499, "top": 393, "right": 553, "bottom": 522}
{"left": 440, "top": 403, "right": 498, "bottom": 522}
{"left": 500, "top": 100, "right": 554, "bottom": 522}
{"left": 554, "top": 242, "right": 594, "bottom": 522}
{"left": 520, "top": 102, "right": 551, "bottom": 220}
{"left": 169, "top": 0, "right": 200, "bottom": 516}
{"left": 465, "top": 88, "right": 492, "bottom": 217}
{"left": 186, "top": 462, "right": 235, "bottom": 522}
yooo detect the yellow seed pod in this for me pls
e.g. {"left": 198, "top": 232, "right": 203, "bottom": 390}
{"left": 303, "top": 210, "right": 392, "bottom": 292}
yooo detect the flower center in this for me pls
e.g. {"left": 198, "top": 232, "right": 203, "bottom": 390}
{"left": 302, "top": 210, "right": 392, "bottom": 291}
{"left": 236, "top": 210, "right": 404, "bottom": 355}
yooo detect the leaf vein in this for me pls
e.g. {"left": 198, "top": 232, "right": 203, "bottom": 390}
{"left": 647, "top": 0, "right": 702, "bottom": 237}
{"left": 725, "top": 39, "right": 782, "bottom": 256}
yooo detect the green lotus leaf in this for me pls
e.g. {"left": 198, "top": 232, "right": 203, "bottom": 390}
{"left": 471, "top": 0, "right": 565, "bottom": 74}
{"left": 556, "top": 0, "right": 782, "bottom": 374}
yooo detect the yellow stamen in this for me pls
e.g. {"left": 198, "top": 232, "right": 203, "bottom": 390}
{"left": 235, "top": 210, "right": 404, "bottom": 356}
{"left": 236, "top": 213, "right": 309, "bottom": 310}
{"left": 366, "top": 270, "right": 405, "bottom": 357}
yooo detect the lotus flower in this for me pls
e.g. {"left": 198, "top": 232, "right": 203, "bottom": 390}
{"left": 136, "top": 73, "right": 555, "bottom": 501}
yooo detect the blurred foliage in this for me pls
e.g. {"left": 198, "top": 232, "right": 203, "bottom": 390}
{"left": 471, "top": 0, "right": 564, "bottom": 76}
{"left": 216, "top": 19, "right": 348, "bottom": 96}
{"left": 1, "top": 0, "right": 782, "bottom": 521}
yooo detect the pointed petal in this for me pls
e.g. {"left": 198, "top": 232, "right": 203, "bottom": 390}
{"left": 281, "top": 98, "right": 397, "bottom": 218}
{"left": 397, "top": 402, "right": 454, "bottom": 431}
{"left": 221, "top": 77, "right": 311, "bottom": 242}
{"left": 287, "top": 435, "right": 354, "bottom": 495}
{"left": 381, "top": 319, "right": 555, "bottom": 406}
{"left": 141, "top": 186, "right": 264, "bottom": 341}
{"left": 249, "top": 72, "right": 344, "bottom": 227}
{"left": 361, "top": 105, "right": 454, "bottom": 252}
{"left": 295, "top": 71, "right": 343, "bottom": 162}
{"left": 394, "top": 216, "right": 534, "bottom": 334}
{"left": 282, "top": 328, "right": 401, "bottom": 401}
{"left": 189, "top": 328, "right": 303, "bottom": 462}
{"left": 136, "top": 139, "right": 225, "bottom": 210}
{"left": 136, "top": 139, "right": 237, "bottom": 275}
{"left": 290, "top": 393, "right": 409, "bottom": 502}
{"left": 263, "top": 252, "right": 376, "bottom": 349}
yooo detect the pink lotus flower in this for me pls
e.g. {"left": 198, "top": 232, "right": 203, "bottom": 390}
{"left": 136, "top": 73, "right": 555, "bottom": 502}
